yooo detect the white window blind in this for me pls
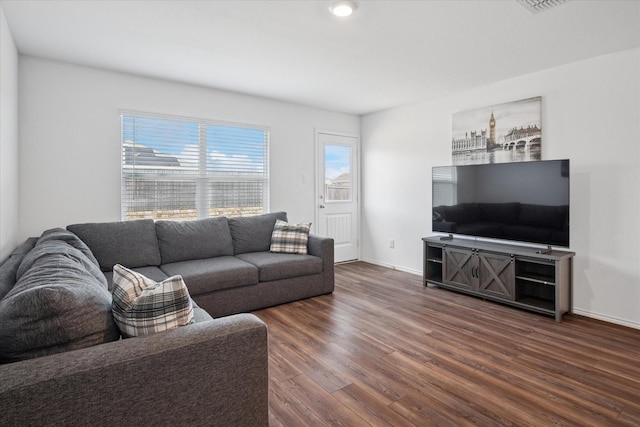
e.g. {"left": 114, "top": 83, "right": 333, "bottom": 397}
{"left": 121, "top": 112, "right": 269, "bottom": 221}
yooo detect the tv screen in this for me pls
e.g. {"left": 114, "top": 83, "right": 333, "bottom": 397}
{"left": 432, "top": 159, "right": 570, "bottom": 247}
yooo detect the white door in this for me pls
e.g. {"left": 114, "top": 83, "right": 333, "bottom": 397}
{"left": 316, "top": 131, "right": 359, "bottom": 263}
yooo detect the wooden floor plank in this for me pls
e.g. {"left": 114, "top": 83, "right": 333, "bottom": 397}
{"left": 331, "top": 383, "right": 415, "bottom": 427}
{"left": 253, "top": 262, "right": 640, "bottom": 426}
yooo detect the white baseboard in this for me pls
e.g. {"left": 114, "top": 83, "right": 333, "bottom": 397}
{"left": 572, "top": 308, "right": 640, "bottom": 330}
{"left": 357, "top": 258, "right": 640, "bottom": 331}
{"left": 359, "top": 257, "right": 422, "bottom": 276}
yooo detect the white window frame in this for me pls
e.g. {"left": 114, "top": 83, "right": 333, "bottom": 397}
{"left": 120, "top": 111, "right": 270, "bottom": 221}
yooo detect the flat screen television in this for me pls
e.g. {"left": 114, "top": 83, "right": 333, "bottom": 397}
{"left": 432, "top": 159, "right": 570, "bottom": 248}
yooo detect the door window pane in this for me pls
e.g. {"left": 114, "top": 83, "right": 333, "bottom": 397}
{"left": 325, "top": 144, "right": 351, "bottom": 202}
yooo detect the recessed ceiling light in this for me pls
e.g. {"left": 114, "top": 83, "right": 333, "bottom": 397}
{"left": 329, "top": 1, "right": 358, "bottom": 17}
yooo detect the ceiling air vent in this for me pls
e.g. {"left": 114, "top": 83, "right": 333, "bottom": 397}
{"left": 515, "top": 0, "right": 568, "bottom": 14}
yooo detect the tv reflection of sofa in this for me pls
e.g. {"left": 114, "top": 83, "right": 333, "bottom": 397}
{"left": 432, "top": 202, "right": 569, "bottom": 246}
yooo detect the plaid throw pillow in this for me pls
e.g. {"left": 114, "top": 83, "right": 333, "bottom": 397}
{"left": 112, "top": 264, "right": 194, "bottom": 338}
{"left": 270, "top": 220, "right": 311, "bottom": 255}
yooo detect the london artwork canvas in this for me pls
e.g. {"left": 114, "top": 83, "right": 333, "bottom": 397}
{"left": 452, "top": 96, "right": 541, "bottom": 165}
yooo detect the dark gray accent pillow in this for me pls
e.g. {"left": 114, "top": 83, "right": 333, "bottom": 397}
{"left": 0, "top": 255, "right": 21, "bottom": 302}
{"left": 67, "top": 219, "right": 161, "bottom": 272}
{"left": 228, "top": 212, "right": 288, "bottom": 255}
{"left": 155, "top": 217, "right": 234, "bottom": 264}
{"left": 0, "top": 239, "right": 120, "bottom": 363}
{"left": 35, "top": 228, "right": 102, "bottom": 269}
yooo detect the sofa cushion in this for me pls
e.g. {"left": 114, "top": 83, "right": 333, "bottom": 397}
{"left": 228, "top": 212, "right": 288, "bottom": 255}
{"left": 191, "top": 299, "right": 214, "bottom": 323}
{"left": 236, "top": 252, "right": 323, "bottom": 282}
{"left": 0, "top": 255, "right": 20, "bottom": 301}
{"left": 112, "top": 264, "right": 194, "bottom": 338}
{"left": 0, "top": 239, "right": 120, "bottom": 363}
{"left": 270, "top": 220, "right": 311, "bottom": 255}
{"left": 67, "top": 219, "right": 161, "bottom": 272}
{"left": 0, "top": 238, "right": 38, "bottom": 300}
{"left": 155, "top": 217, "right": 234, "bottom": 264}
{"left": 160, "top": 256, "right": 259, "bottom": 296}
{"left": 35, "top": 228, "right": 102, "bottom": 268}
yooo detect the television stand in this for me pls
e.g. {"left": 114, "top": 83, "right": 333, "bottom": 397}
{"left": 422, "top": 236, "right": 574, "bottom": 322}
{"left": 439, "top": 234, "right": 454, "bottom": 241}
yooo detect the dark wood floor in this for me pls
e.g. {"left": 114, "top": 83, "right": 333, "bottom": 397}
{"left": 252, "top": 262, "right": 640, "bottom": 427}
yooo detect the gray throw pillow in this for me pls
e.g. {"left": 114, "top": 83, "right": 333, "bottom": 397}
{"left": 0, "top": 238, "right": 38, "bottom": 300}
{"left": 67, "top": 219, "right": 162, "bottom": 272}
{"left": 155, "top": 217, "right": 234, "bottom": 264}
{"left": 228, "top": 212, "right": 288, "bottom": 254}
{"left": 0, "top": 239, "right": 120, "bottom": 363}
{"left": 35, "top": 228, "right": 102, "bottom": 270}
{"left": 0, "top": 255, "right": 23, "bottom": 301}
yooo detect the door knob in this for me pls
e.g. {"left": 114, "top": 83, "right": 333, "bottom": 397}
{"left": 320, "top": 204, "right": 325, "bottom": 209}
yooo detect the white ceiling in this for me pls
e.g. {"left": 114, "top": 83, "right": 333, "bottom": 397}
{"left": 2, "top": 0, "right": 639, "bottom": 115}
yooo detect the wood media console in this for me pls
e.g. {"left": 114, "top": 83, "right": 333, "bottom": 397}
{"left": 422, "top": 236, "right": 575, "bottom": 322}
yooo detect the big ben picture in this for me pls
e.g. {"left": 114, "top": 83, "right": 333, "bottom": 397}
{"left": 451, "top": 96, "right": 541, "bottom": 165}
{"left": 489, "top": 112, "right": 496, "bottom": 146}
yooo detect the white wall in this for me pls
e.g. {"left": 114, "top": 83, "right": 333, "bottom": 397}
{"left": 361, "top": 48, "right": 640, "bottom": 329}
{"left": 0, "top": 7, "right": 19, "bottom": 260}
{"left": 18, "top": 56, "right": 359, "bottom": 240}
{"left": 14, "top": 48, "right": 640, "bottom": 328}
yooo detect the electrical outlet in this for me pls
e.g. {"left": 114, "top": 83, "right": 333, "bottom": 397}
{"left": 389, "top": 239, "right": 395, "bottom": 249}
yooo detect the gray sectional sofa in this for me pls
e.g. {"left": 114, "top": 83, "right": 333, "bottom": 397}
{"left": 66, "top": 211, "right": 335, "bottom": 317}
{"left": 0, "top": 211, "right": 334, "bottom": 426}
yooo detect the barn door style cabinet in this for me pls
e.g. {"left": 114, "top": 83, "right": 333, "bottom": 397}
{"left": 423, "top": 236, "right": 574, "bottom": 322}
{"left": 443, "top": 246, "right": 515, "bottom": 300}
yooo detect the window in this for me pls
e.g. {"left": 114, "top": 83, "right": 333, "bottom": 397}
{"left": 121, "top": 112, "right": 269, "bottom": 221}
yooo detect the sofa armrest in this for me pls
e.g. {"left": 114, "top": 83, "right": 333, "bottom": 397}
{"left": 0, "top": 313, "right": 268, "bottom": 427}
{"left": 308, "top": 233, "right": 334, "bottom": 293}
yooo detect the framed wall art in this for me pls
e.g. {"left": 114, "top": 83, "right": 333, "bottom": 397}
{"left": 452, "top": 96, "right": 541, "bottom": 165}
